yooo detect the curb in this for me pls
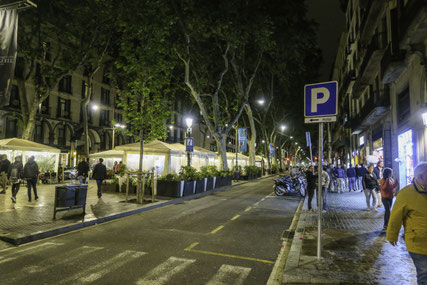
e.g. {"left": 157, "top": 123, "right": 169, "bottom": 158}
{"left": 1, "top": 175, "right": 274, "bottom": 246}
{"left": 267, "top": 196, "right": 305, "bottom": 285}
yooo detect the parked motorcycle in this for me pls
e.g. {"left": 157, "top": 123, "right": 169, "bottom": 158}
{"left": 273, "top": 174, "right": 306, "bottom": 197}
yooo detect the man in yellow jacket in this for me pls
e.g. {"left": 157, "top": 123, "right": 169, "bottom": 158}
{"left": 386, "top": 162, "right": 427, "bottom": 285}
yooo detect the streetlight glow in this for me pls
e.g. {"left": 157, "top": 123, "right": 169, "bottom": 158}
{"left": 92, "top": 104, "right": 98, "bottom": 111}
{"left": 290, "top": 136, "right": 293, "bottom": 139}
{"left": 257, "top": 99, "right": 265, "bottom": 105}
{"left": 422, "top": 112, "right": 427, "bottom": 126}
{"left": 262, "top": 140, "right": 265, "bottom": 143}
{"left": 168, "top": 125, "right": 174, "bottom": 130}
{"left": 185, "top": 118, "right": 193, "bottom": 128}
{"left": 280, "top": 125, "right": 286, "bottom": 132}
{"left": 114, "top": 123, "right": 121, "bottom": 127}
{"left": 120, "top": 125, "right": 126, "bottom": 129}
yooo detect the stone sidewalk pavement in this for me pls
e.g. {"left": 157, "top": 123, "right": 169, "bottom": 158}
{"left": 283, "top": 191, "right": 417, "bottom": 284}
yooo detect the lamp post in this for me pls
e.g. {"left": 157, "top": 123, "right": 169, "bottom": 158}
{"left": 112, "top": 124, "right": 126, "bottom": 149}
{"left": 185, "top": 117, "right": 193, "bottom": 167}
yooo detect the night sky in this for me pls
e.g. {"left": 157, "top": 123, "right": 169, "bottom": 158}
{"left": 307, "top": 0, "right": 345, "bottom": 82}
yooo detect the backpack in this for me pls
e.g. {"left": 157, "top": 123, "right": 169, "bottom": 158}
{"left": 10, "top": 164, "right": 20, "bottom": 183}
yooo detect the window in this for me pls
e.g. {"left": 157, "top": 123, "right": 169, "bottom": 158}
{"left": 34, "top": 123, "right": 43, "bottom": 143}
{"left": 9, "top": 85, "right": 20, "bottom": 108}
{"left": 99, "top": 109, "right": 110, "bottom": 126}
{"left": 58, "top": 75, "right": 72, "bottom": 94}
{"left": 57, "top": 97, "right": 71, "bottom": 119}
{"left": 101, "top": 88, "right": 110, "bottom": 105}
{"left": 5, "top": 118, "right": 17, "bottom": 138}
{"left": 38, "top": 96, "right": 50, "bottom": 115}
{"left": 58, "top": 125, "right": 66, "bottom": 146}
{"left": 397, "top": 87, "right": 410, "bottom": 123}
{"left": 114, "top": 112, "right": 123, "bottom": 123}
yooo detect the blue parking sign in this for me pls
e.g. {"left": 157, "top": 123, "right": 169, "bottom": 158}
{"left": 186, "top": 137, "right": 194, "bottom": 152}
{"left": 304, "top": 81, "right": 338, "bottom": 118}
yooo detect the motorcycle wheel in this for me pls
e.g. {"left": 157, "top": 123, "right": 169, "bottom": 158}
{"left": 274, "top": 185, "right": 287, "bottom": 196}
{"left": 299, "top": 186, "right": 306, "bottom": 197}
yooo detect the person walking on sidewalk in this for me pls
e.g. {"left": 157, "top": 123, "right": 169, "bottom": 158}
{"left": 77, "top": 158, "right": 90, "bottom": 184}
{"left": 380, "top": 168, "right": 398, "bottom": 232}
{"left": 306, "top": 165, "right": 317, "bottom": 212}
{"left": 363, "top": 164, "right": 380, "bottom": 211}
{"left": 316, "top": 166, "right": 330, "bottom": 212}
{"left": 347, "top": 164, "right": 357, "bottom": 191}
{"left": 0, "top": 154, "right": 10, "bottom": 194}
{"left": 386, "top": 162, "right": 427, "bottom": 285}
{"left": 93, "top": 158, "right": 107, "bottom": 198}
{"left": 334, "top": 165, "right": 346, "bottom": 193}
{"left": 374, "top": 161, "right": 384, "bottom": 208}
{"left": 8, "top": 156, "right": 23, "bottom": 203}
{"left": 24, "top": 156, "right": 39, "bottom": 202}
{"left": 326, "top": 164, "right": 335, "bottom": 192}
{"left": 358, "top": 163, "right": 369, "bottom": 192}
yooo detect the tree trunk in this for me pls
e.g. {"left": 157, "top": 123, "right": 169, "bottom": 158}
{"left": 82, "top": 81, "right": 92, "bottom": 157}
{"left": 21, "top": 99, "right": 39, "bottom": 140}
{"left": 215, "top": 134, "right": 228, "bottom": 171}
{"left": 244, "top": 104, "right": 256, "bottom": 166}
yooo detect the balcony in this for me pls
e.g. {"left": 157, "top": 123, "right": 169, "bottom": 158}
{"left": 381, "top": 44, "right": 406, "bottom": 84}
{"left": 359, "top": 0, "right": 387, "bottom": 46}
{"left": 400, "top": 0, "right": 427, "bottom": 47}
{"left": 346, "top": 89, "right": 390, "bottom": 133}
{"left": 339, "top": 70, "right": 356, "bottom": 95}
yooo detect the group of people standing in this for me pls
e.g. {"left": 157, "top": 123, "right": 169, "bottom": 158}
{"left": 0, "top": 155, "right": 40, "bottom": 203}
{"left": 77, "top": 158, "right": 107, "bottom": 198}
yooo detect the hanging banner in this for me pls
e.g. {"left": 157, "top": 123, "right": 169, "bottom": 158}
{"left": 269, "top": 143, "right": 275, "bottom": 158}
{"left": 238, "top": 128, "right": 247, "bottom": 152}
{"left": 0, "top": 8, "right": 18, "bottom": 107}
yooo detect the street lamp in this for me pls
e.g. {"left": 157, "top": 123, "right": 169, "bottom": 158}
{"left": 112, "top": 123, "right": 126, "bottom": 149}
{"left": 185, "top": 117, "right": 193, "bottom": 167}
{"left": 92, "top": 104, "right": 99, "bottom": 111}
{"left": 280, "top": 125, "right": 286, "bottom": 132}
{"left": 168, "top": 125, "right": 174, "bottom": 130}
{"left": 257, "top": 99, "right": 265, "bottom": 105}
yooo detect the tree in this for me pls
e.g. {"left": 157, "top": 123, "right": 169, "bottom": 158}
{"left": 112, "top": 0, "right": 175, "bottom": 203}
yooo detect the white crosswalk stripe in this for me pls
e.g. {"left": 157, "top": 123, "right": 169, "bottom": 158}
{"left": 136, "top": 256, "right": 196, "bottom": 285}
{"left": 0, "top": 242, "right": 64, "bottom": 265}
{"left": 60, "top": 250, "right": 147, "bottom": 284}
{"left": 206, "top": 264, "right": 251, "bottom": 285}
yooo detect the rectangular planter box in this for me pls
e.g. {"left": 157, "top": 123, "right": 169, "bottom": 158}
{"left": 101, "top": 184, "right": 117, "bottom": 193}
{"left": 157, "top": 180, "right": 183, "bottom": 198}
{"left": 240, "top": 175, "right": 249, "bottom": 180}
{"left": 215, "top": 176, "right": 223, "bottom": 188}
{"left": 226, "top": 175, "right": 232, "bottom": 186}
{"left": 195, "top": 180, "right": 205, "bottom": 193}
{"left": 183, "top": 181, "right": 196, "bottom": 196}
{"left": 205, "top": 177, "right": 214, "bottom": 190}
{"left": 233, "top": 171, "right": 240, "bottom": 180}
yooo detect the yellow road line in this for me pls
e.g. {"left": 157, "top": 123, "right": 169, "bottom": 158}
{"left": 244, "top": 207, "right": 252, "bottom": 212}
{"left": 186, "top": 247, "right": 274, "bottom": 264}
{"left": 210, "top": 225, "right": 224, "bottom": 234}
{"left": 185, "top": 242, "right": 199, "bottom": 251}
{"left": 231, "top": 215, "right": 240, "bottom": 221}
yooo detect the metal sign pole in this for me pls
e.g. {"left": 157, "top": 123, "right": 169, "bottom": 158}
{"left": 317, "top": 122, "right": 323, "bottom": 260}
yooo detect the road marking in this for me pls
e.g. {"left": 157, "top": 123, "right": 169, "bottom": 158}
{"left": 244, "top": 207, "right": 252, "bottom": 212}
{"left": 210, "top": 225, "right": 224, "bottom": 234}
{"left": 185, "top": 246, "right": 274, "bottom": 264}
{"left": 136, "top": 256, "right": 196, "bottom": 285}
{"left": 185, "top": 242, "right": 199, "bottom": 251}
{"left": 207, "top": 264, "right": 251, "bottom": 285}
{"left": 60, "top": 250, "right": 146, "bottom": 284}
{"left": 231, "top": 215, "right": 240, "bottom": 221}
{"left": 0, "top": 242, "right": 63, "bottom": 265}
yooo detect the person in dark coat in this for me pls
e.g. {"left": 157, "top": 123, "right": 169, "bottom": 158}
{"left": 92, "top": 158, "right": 107, "bottom": 198}
{"left": 0, "top": 154, "right": 11, "bottom": 194}
{"left": 347, "top": 164, "right": 357, "bottom": 192}
{"left": 362, "top": 164, "right": 380, "bottom": 211}
{"left": 23, "top": 156, "right": 39, "bottom": 202}
{"left": 8, "top": 156, "right": 23, "bottom": 203}
{"left": 305, "top": 165, "right": 317, "bottom": 212}
{"left": 77, "top": 158, "right": 90, "bottom": 184}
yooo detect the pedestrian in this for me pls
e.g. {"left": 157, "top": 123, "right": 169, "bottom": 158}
{"left": 355, "top": 164, "right": 362, "bottom": 191}
{"left": 115, "top": 161, "right": 123, "bottom": 174}
{"left": 23, "top": 156, "right": 39, "bottom": 202}
{"left": 347, "top": 164, "right": 357, "bottom": 191}
{"left": 374, "top": 161, "right": 384, "bottom": 208}
{"left": 8, "top": 156, "right": 23, "bottom": 203}
{"left": 380, "top": 167, "right": 398, "bottom": 232}
{"left": 362, "top": 164, "right": 380, "bottom": 211}
{"left": 93, "top": 158, "right": 107, "bottom": 198}
{"left": 305, "top": 165, "right": 317, "bottom": 212}
{"left": 326, "top": 164, "right": 335, "bottom": 192}
{"left": 334, "top": 165, "right": 346, "bottom": 193}
{"left": 343, "top": 164, "right": 349, "bottom": 191}
{"left": 113, "top": 161, "right": 118, "bottom": 174}
{"left": 386, "top": 162, "right": 427, "bottom": 285}
{"left": 77, "top": 158, "right": 90, "bottom": 184}
{"left": 0, "top": 154, "right": 11, "bottom": 194}
{"left": 320, "top": 167, "right": 330, "bottom": 212}
{"left": 358, "top": 163, "right": 369, "bottom": 192}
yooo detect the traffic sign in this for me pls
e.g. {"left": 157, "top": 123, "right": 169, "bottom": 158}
{"left": 186, "top": 137, "right": 194, "bottom": 152}
{"left": 304, "top": 81, "right": 338, "bottom": 119}
{"left": 304, "top": 116, "right": 337, "bottom": 124}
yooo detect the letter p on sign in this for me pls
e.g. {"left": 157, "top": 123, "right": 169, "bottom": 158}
{"left": 304, "top": 81, "right": 337, "bottom": 118}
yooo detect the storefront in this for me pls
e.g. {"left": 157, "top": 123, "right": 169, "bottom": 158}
{"left": 397, "top": 129, "right": 415, "bottom": 187}
{"left": 373, "top": 138, "right": 383, "bottom": 162}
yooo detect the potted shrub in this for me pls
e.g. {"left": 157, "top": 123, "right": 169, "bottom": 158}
{"left": 194, "top": 172, "right": 205, "bottom": 193}
{"left": 271, "top": 164, "right": 279, "bottom": 174}
{"left": 201, "top": 166, "right": 214, "bottom": 191}
{"left": 157, "top": 173, "right": 183, "bottom": 197}
{"left": 242, "top": 166, "right": 251, "bottom": 180}
{"left": 208, "top": 165, "right": 220, "bottom": 188}
{"left": 232, "top": 165, "right": 242, "bottom": 180}
{"left": 179, "top": 166, "right": 197, "bottom": 196}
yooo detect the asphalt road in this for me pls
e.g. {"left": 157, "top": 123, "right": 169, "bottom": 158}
{"left": 0, "top": 178, "right": 300, "bottom": 285}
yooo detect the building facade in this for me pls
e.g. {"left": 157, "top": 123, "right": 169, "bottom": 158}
{"left": 331, "top": 0, "right": 426, "bottom": 187}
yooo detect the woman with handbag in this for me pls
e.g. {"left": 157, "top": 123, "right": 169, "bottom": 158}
{"left": 380, "top": 168, "right": 399, "bottom": 232}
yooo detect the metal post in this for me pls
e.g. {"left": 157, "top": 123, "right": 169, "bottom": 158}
{"left": 317, "top": 122, "right": 323, "bottom": 260}
{"left": 112, "top": 127, "right": 115, "bottom": 149}
{"left": 235, "top": 125, "right": 238, "bottom": 169}
{"left": 186, "top": 128, "right": 191, "bottom": 167}
{"left": 125, "top": 173, "right": 129, "bottom": 203}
